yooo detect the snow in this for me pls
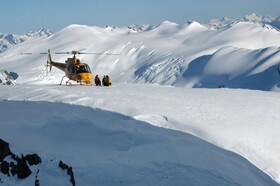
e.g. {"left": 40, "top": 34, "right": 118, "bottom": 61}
{"left": 0, "top": 28, "right": 52, "bottom": 53}
{"left": 0, "top": 18, "right": 280, "bottom": 185}
{"left": 206, "top": 13, "right": 280, "bottom": 30}
{"left": 0, "top": 84, "right": 280, "bottom": 185}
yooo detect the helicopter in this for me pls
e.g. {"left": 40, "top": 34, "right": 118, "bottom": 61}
{"left": 21, "top": 49, "right": 118, "bottom": 85}
{"left": 45, "top": 49, "right": 94, "bottom": 85}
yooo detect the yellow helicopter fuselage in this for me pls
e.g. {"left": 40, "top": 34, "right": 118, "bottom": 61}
{"left": 49, "top": 56, "right": 93, "bottom": 85}
{"left": 66, "top": 62, "right": 93, "bottom": 84}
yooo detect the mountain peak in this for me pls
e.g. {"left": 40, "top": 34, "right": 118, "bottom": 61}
{"left": 26, "top": 28, "right": 53, "bottom": 37}
{"left": 206, "top": 13, "right": 279, "bottom": 29}
{"left": 244, "top": 13, "right": 262, "bottom": 22}
{"left": 159, "top": 20, "right": 178, "bottom": 27}
{"left": 127, "top": 24, "right": 155, "bottom": 32}
{"left": 0, "top": 28, "right": 53, "bottom": 53}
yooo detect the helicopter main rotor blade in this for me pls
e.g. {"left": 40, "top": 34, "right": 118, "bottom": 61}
{"left": 19, "top": 52, "right": 33, "bottom": 55}
{"left": 19, "top": 52, "right": 49, "bottom": 55}
{"left": 54, "top": 52, "right": 71, "bottom": 54}
{"left": 78, "top": 52, "right": 120, "bottom": 55}
{"left": 54, "top": 51, "right": 119, "bottom": 55}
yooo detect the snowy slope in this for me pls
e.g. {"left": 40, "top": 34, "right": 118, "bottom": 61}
{"left": 0, "top": 89, "right": 279, "bottom": 186}
{"left": 0, "top": 21, "right": 280, "bottom": 90}
{"left": 1, "top": 19, "right": 280, "bottom": 185}
{"left": 184, "top": 46, "right": 280, "bottom": 90}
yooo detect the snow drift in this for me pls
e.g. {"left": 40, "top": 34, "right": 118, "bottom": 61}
{"left": 0, "top": 100, "right": 278, "bottom": 186}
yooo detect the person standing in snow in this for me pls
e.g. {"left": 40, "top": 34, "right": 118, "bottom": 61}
{"left": 106, "top": 75, "right": 112, "bottom": 86}
{"left": 102, "top": 75, "right": 112, "bottom": 86}
{"left": 102, "top": 75, "right": 107, "bottom": 86}
{"left": 94, "top": 75, "right": 101, "bottom": 86}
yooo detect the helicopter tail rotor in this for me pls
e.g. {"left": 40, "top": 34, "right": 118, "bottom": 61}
{"left": 46, "top": 61, "right": 52, "bottom": 72}
{"left": 45, "top": 49, "right": 53, "bottom": 72}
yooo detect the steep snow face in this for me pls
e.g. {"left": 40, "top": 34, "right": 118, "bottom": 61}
{"left": 184, "top": 46, "right": 280, "bottom": 90}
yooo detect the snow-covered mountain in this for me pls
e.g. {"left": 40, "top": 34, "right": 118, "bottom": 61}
{"left": 2, "top": 13, "right": 280, "bottom": 53}
{"left": 1, "top": 15, "right": 280, "bottom": 185}
{"left": 127, "top": 24, "right": 156, "bottom": 32}
{"left": 1, "top": 19, "right": 280, "bottom": 91}
{"left": 206, "top": 13, "right": 280, "bottom": 30}
{"left": 0, "top": 28, "right": 52, "bottom": 52}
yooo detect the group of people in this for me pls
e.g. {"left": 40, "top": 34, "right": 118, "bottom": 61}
{"left": 94, "top": 75, "right": 112, "bottom": 86}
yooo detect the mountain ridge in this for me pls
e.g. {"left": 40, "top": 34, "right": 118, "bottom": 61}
{"left": 1, "top": 13, "right": 280, "bottom": 54}
{"left": 206, "top": 13, "right": 280, "bottom": 30}
{"left": 0, "top": 28, "right": 52, "bottom": 53}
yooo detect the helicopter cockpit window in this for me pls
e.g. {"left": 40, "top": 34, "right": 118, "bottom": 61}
{"left": 76, "top": 65, "right": 91, "bottom": 73}
{"left": 85, "top": 65, "right": 91, "bottom": 73}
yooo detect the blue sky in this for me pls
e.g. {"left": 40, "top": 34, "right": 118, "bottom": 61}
{"left": 1, "top": 0, "right": 279, "bottom": 34}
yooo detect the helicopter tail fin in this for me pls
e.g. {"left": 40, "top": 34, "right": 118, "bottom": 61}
{"left": 46, "top": 49, "right": 53, "bottom": 72}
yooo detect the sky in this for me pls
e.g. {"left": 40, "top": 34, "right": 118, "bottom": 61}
{"left": 0, "top": 0, "right": 280, "bottom": 34}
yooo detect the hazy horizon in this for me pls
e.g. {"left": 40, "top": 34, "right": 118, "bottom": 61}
{"left": 1, "top": 0, "right": 279, "bottom": 34}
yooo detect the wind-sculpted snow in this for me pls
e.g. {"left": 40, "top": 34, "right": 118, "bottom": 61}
{"left": 0, "top": 84, "right": 280, "bottom": 184}
{"left": 0, "top": 100, "right": 278, "bottom": 186}
{"left": 183, "top": 46, "right": 280, "bottom": 90}
{"left": 0, "top": 20, "right": 280, "bottom": 90}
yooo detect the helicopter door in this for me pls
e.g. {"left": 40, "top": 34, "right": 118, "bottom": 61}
{"left": 68, "top": 65, "right": 75, "bottom": 74}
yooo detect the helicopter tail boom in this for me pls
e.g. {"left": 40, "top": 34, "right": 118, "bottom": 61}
{"left": 46, "top": 49, "right": 66, "bottom": 72}
{"left": 49, "top": 62, "right": 67, "bottom": 72}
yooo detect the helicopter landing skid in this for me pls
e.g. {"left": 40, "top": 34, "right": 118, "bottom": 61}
{"left": 59, "top": 75, "right": 91, "bottom": 86}
{"left": 66, "top": 80, "right": 72, "bottom": 86}
{"left": 59, "top": 75, "right": 68, "bottom": 85}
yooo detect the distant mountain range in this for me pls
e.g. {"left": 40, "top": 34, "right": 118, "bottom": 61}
{"left": 0, "top": 28, "right": 52, "bottom": 52}
{"left": 126, "top": 13, "right": 280, "bottom": 32}
{"left": 1, "top": 13, "right": 280, "bottom": 53}
{"left": 205, "top": 13, "right": 280, "bottom": 29}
